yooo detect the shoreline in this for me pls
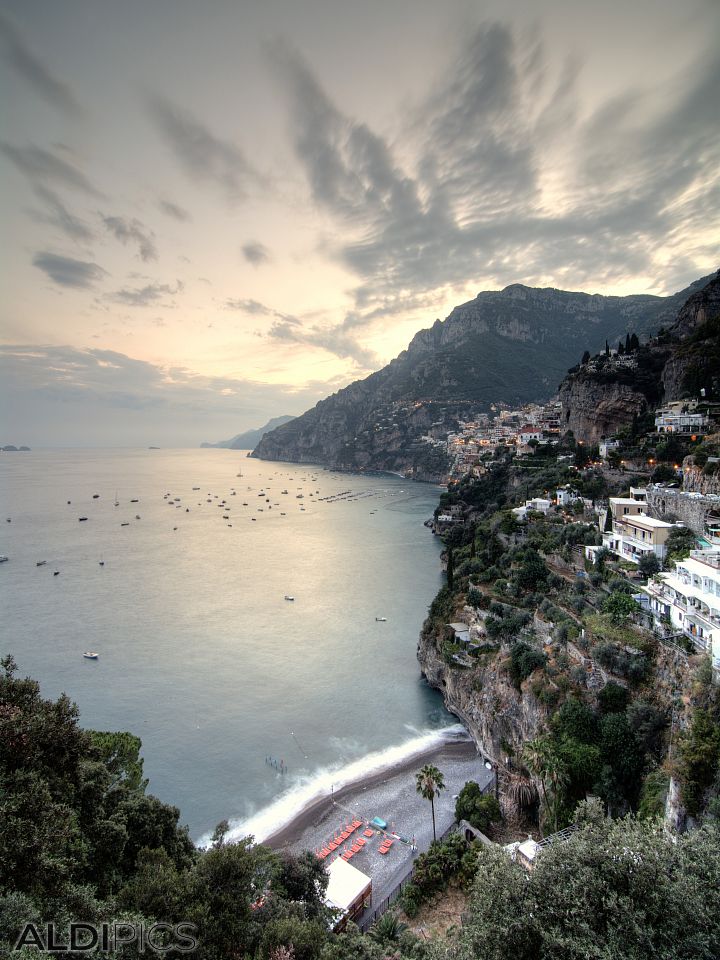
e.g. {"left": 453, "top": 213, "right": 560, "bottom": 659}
{"left": 264, "top": 736, "right": 477, "bottom": 850}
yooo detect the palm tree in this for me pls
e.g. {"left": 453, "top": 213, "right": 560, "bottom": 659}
{"left": 415, "top": 764, "right": 445, "bottom": 842}
{"left": 523, "top": 737, "right": 568, "bottom": 834}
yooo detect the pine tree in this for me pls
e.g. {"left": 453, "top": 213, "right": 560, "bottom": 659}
{"left": 446, "top": 547, "right": 455, "bottom": 590}
{"left": 581, "top": 350, "right": 591, "bottom": 364}
{"left": 630, "top": 332, "right": 640, "bottom": 351}
{"left": 605, "top": 341, "right": 610, "bottom": 356}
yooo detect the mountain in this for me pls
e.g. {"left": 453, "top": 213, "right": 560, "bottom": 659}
{"left": 201, "top": 415, "right": 295, "bottom": 450}
{"left": 559, "top": 271, "right": 720, "bottom": 443}
{"left": 251, "top": 275, "right": 712, "bottom": 479}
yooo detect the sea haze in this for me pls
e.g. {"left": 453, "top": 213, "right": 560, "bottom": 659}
{"left": 0, "top": 449, "right": 454, "bottom": 840}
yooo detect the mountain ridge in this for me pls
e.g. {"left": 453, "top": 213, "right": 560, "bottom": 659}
{"left": 201, "top": 415, "right": 295, "bottom": 450}
{"left": 252, "top": 273, "right": 715, "bottom": 479}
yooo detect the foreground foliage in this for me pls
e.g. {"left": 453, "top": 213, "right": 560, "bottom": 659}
{"left": 432, "top": 805, "right": 720, "bottom": 960}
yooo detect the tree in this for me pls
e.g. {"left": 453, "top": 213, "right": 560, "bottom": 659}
{"left": 449, "top": 815, "right": 720, "bottom": 960}
{"left": 581, "top": 350, "right": 591, "bottom": 364}
{"left": 638, "top": 552, "right": 661, "bottom": 578}
{"left": 602, "top": 591, "right": 639, "bottom": 624}
{"left": 523, "top": 738, "right": 568, "bottom": 834}
{"left": 415, "top": 764, "right": 445, "bottom": 842}
{"left": 455, "top": 782, "right": 501, "bottom": 832}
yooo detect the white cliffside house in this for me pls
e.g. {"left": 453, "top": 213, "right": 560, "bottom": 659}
{"left": 643, "top": 549, "right": 720, "bottom": 673}
{"left": 655, "top": 401, "right": 709, "bottom": 435}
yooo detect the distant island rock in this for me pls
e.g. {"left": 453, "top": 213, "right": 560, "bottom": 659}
{"left": 201, "top": 415, "right": 295, "bottom": 450}
{"left": 1, "top": 445, "right": 31, "bottom": 452}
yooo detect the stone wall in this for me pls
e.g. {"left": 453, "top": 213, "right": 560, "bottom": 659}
{"left": 646, "top": 485, "right": 715, "bottom": 534}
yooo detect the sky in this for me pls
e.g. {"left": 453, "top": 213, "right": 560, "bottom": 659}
{"left": 1, "top": 0, "right": 718, "bottom": 447}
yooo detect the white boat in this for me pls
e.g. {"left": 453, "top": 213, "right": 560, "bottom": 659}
{"left": 0, "top": 555, "right": 9, "bottom": 563}
{"left": 375, "top": 616, "right": 387, "bottom": 622}
{"left": 284, "top": 595, "right": 295, "bottom": 601}
{"left": 83, "top": 652, "right": 99, "bottom": 659}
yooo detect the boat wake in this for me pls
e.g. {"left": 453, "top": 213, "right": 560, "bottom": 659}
{"left": 196, "top": 723, "right": 469, "bottom": 848}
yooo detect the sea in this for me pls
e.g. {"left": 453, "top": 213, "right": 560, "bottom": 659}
{"left": 0, "top": 448, "right": 458, "bottom": 844}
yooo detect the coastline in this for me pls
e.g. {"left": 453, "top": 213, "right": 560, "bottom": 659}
{"left": 264, "top": 736, "right": 478, "bottom": 850}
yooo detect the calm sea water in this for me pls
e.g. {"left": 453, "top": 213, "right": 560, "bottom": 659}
{"left": 0, "top": 449, "right": 454, "bottom": 841}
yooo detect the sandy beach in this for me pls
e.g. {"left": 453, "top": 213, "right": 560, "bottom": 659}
{"left": 265, "top": 735, "right": 494, "bottom": 904}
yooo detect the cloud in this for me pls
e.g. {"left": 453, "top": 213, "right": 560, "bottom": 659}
{"left": 107, "top": 279, "right": 183, "bottom": 307}
{"left": 226, "top": 298, "right": 275, "bottom": 315}
{"left": 0, "top": 13, "right": 81, "bottom": 115}
{"left": 158, "top": 198, "right": 191, "bottom": 221}
{"left": 267, "top": 318, "right": 377, "bottom": 368}
{"left": 102, "top": 215, "right": 158, "bottom": 262}
{"left": 32, "top": 251, "right": 107, "bottom": 288}
{"left": 0, "top": 344, "right": 333, "bottom": 446}
{"left": 271, "top": 21, "right": 720, "bottom": 325}
{"left": 147, "top": 94, "right": 263, "bottom": 200}
{"left": 29, "top": 185, "right": 94, "bottom": 242}
{"left": 241, "top": 241, "right": 270, "bottom": 265}
{"left": 0, "top": 142, "right": 102, "bottom": 196}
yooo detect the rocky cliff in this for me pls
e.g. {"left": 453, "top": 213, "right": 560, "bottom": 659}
{"left": 253, "top": 277, "right": 708, "bottom": 478}
{"left": 559, "top": 271, "right": 720, "bottom": 443}
{"left": 417, "top": 619, "right": 547, "bottom": 764}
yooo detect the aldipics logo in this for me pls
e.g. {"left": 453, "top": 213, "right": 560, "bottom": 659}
{"left": 14, "top": 922, "right": 199, "bottom": 954}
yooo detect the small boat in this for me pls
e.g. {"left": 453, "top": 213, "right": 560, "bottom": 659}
{"left": 83, "top": 652, "right": 99, "bottom": 659}
{"left": 99, "top": 558, "right": 104, "bottom": 566}
{"left": 284, "top": 595, "right": 295, "bottom": 601}
{"left": 120, "top": 522, "right": 130, "bottom": 526}
{"left": 53, "top": 571, "right": 60, "bottom": 576}
{"left": 92, "top": 494, "right": 100, "bottom": 499}
{"left": 36, "top": 560, "right": 47, "bottom": 566}
{"left": 192, "top": 486, "right": 200, "bottom": 491}
{"left": 135, "top": 515, "right": 141, "bottom": 520}
{"left": 375, "top": 617, "right": 387, "bottom": 622}
{"left": 130, "top": 499, "right": 139, "bottom": 503}
{"left": 0, "top": 555, "right": 9, "bottom": 563}
{"left": 78, "top": 517, "right": 88, "bottom": 521}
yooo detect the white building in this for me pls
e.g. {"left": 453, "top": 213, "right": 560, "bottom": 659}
{"left": 655, "top": 401, "right": 709, "bottom": 435}
{"left": 512, "top": 497, "right": 552, "bottom": 520}
{"left": 643, "top": 549, "right": 720, "bottom": 672}
{"left": 604, "top": 514, "right": 678, "bottom": 564}
{"left": 599, "top": 439, "right": 620, "bottom": 458}
{"left": 556, "top": 486, "right": 581, "bottom": 507}
{"left": 518, "top": 425, "right": 543, "bottom": 445}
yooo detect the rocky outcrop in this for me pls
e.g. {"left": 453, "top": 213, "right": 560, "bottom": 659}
{"left": 559, "top": 272, "right": 719, "bottom": 443}
{"left": 253, "top": 276, "right": 710, "bottom": 477}
{"left": 558, "top": 376, "right": 655, "bottom": 445}
{"left": 417, "top": 627, "right": 547, "bottom": 763}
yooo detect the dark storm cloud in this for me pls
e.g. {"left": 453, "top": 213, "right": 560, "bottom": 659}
{"left": 158, "top": 198, "right": 191, "bottom": 221}
{"left": 102, "top": 215, "right": 158, "bottom": 262}
{"left": 0, "top": 142, "right": 102, "bottom": 196}
{"left": 107, "top": 279, "right": 183, "bottom": 307}
{"left": 29, "top": 185, "right": 94, "bottom": 242}
{"left": 272, "top": 22, "right": 720, "bottom": 327}
{"left": 147, "top": 94, "right": 263, "bottom": 201}
{"left": 32, "top": 251, "right": 106, "bottom": 288}
{"left": 241, "top": 242, "right": 270, "bottom": 265}
{"left": 0, "top": 13, "right": 81, "bottom": 115}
